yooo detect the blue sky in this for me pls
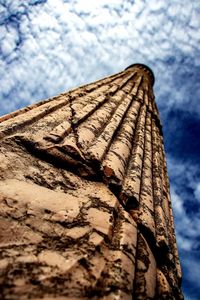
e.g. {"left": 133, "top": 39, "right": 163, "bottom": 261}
{"left": 0, "top": 1, "right": 200, "bottom": 298}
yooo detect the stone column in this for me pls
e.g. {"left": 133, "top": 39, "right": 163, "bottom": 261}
{"left": 0, "top": 64, "right": 183, "bottom": 299}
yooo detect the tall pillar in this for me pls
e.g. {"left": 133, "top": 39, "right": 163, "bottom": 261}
{"left": 0, "top": 64, "right": 183, "bottom": 299}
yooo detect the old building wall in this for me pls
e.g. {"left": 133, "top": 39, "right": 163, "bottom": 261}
{"left": 0, "top": 64, "right": 183, "bottom": 299}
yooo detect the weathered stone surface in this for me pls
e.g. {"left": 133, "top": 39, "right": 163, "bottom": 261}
{"left": 0, "top": 64, "right": 183, "bottom": 299}
{"left": 133, "top": 233, "right": 156, "bottom": 299}
{"left": 0, "top": 137, "right": 138, "bottom": 299}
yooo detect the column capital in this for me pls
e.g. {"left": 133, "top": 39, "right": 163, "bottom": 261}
{"left": 125, "top": 63, "right": 155, "bottom": 86}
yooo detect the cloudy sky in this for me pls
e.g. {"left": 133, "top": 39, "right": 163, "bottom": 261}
{"left": 0, "top": 0, "right": 200, "bottom": 298}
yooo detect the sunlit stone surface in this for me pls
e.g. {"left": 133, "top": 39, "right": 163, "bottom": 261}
{"left": 0, "top": 64, "right": 183, "bottom": 299}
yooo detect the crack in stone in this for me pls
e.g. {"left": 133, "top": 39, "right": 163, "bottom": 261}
{"left": 68, "top": 93, "right": 86, "bottom": 159}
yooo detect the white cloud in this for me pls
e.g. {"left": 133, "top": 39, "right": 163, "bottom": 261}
{"left": 0, "top": 0, "right": 199, "bottom": 114}
{"left": 166, "top": 155, "right": 200, "bottom": 295}
{"left": 171, "top": 187, "right": 200, "bottom": 244}
{"left": 194, "top": 183, "right": 200, "bottom": 203}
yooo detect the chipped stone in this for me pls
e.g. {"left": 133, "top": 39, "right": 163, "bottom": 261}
{"left": 66, "top": 226, "right": 90, "bottom": 239}
{"left": 89, "top": 232, "right": 104, "bottom": 246}
{"left": 87, "top": 208, "right": 112, "bottom": 235}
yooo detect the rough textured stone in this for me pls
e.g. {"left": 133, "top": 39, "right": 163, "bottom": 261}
{"left": 0, "top": 64, "right": 183, "bottom": 299}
